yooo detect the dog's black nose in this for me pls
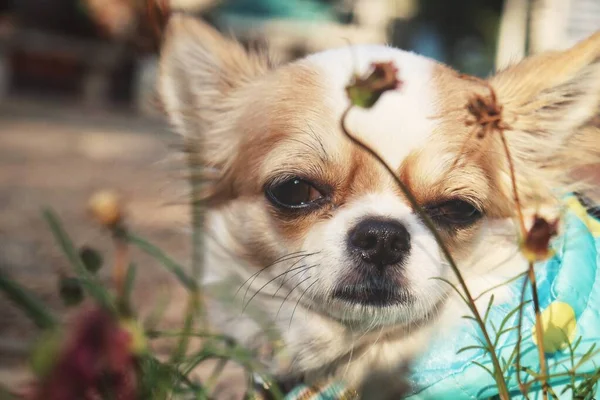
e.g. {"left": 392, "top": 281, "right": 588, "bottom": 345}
{"left": 348, "top": 218, "right": 411, "bottom": 267}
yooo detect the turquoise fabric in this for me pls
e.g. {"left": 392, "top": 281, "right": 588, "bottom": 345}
{"left": 212, "top": 0, "right": 337, "bottom": 22}
{"left": 407, "top": 197, "right": 600, "bottom": 399}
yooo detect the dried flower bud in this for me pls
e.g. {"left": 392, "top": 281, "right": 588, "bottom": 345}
{"left": 520, "top": 215, "right": 559, "bottom": 262}
{"left": 58, "top": 277, "right": 84, "bottom": 307}
{"left": 345, "top": 62, "right": 402, "bottom": 109}
{"left": 79, "top": 246, "right": 103, "bottom": 274}
{"left": 88, "top": 190, "right": 123, "bottom": 227}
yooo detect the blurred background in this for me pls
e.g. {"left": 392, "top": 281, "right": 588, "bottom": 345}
{"left": 0, "top": 0, "right": 598, "bottom": 393}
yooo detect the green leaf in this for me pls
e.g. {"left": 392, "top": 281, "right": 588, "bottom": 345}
{"left": 457, "top": 345, "right": 487, "bottom": 354}
{"left": 490, "top": 321, "right": 498, "bottom": 336}
{"left": 474, "top": 271, "right": 527, "bottom": 302}
{"left": 472, "top": 360, "right": 496, "bottom": 380}
{"left": 30, "top": 328, "right": 63, "bottom": 377}
{"left": 205, "top": 358, "right": 229, "bottom": 392}
{"left": 0, "top": 270, "right": 56, "bottom": 329}
{"left": 125, "top": 233, "right": 197, "bottom": 291}
{"left": 431, "top": 277, "right": 467, "bottom": 304}
{"left": 171, "top": 300, "right": 195, "bottom": 364}
{"left": 493, "top": 300, "right": 530, "bottom": 349}
{"left": 58, "top": 276, "right": 84, "bottom": 307}
{"left": 137, "top": 354, "right": 208, "bottom": 399}
{"left": 483, "top": 294, "right": 495, "bottom": 324}
{"left": 123, "top": 263, "right": 137, "bottom": 305}
{"left": 79, "top": 246, "right": 103, "bottom": 274}
{"left": 502, "top": 343, "right": 520, "bottom": 373}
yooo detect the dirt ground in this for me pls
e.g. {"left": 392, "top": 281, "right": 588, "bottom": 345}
{"left": 0, "top": 97, "right": 208, "bottom": 390}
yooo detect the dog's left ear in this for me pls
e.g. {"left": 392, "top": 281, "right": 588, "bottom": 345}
{"left": 157, "top": 13, "right": 273, "bottom": 163}
{"left": 490, "top": 31, "right": 600, "bottom": 197}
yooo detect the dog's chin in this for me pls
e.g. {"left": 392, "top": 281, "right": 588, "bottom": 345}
{"left": 322, "top": 288, "right": 448, "bottom": 331}
{"left": 311, "top": 270, "right": 439, "bottom": 326}
{"left": 332, "top": 268, "right": 413, "bottom": 306}
{"left": 331, "top": 281, "right": 413, "bottom": 307}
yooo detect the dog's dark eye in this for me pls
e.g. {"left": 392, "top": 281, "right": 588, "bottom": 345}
{"left": 266, "top": 178, "right": 324, "bottom": 209}
{"left": 425, "top": 199, "right": 482, "bottom": 227}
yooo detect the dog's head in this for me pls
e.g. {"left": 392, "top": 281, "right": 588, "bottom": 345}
{"left": 158, "top": 15, "right": 600, "bottom": 329}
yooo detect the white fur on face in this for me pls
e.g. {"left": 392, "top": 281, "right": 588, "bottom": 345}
{"left": 303, "top": 45, "right": 438, "bottom": 168}
{"left": 300, "top": 192, "right": 449, "bottom": 326}
{"left": 276, "top": 46, "right": 449, "bottom": 327}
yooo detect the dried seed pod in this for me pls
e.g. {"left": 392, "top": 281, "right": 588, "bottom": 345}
{"left": 58, "top": 277, "right": 84, "bottom": 307}
{"left": 345, "top": 62, "right": 402, "bottom": 109}
{"left": 520, "top": 215, "right": 559, "bottom": 262}
{"left": 79, "top": 246, "right": 103, "bottom": 274}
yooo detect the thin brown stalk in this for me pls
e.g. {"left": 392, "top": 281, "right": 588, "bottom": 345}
{"left": 528, "top": 260, "right": 548, "bottom": 397}
{"left": 187, "top": 142, "right": 209, "bottom": 330}
{"left": 113, "top": 234, "right": 129, "bottom": 299}
{"left": 340, "top": 106, "right": 511, "bottom": 400}
{"left": 498, "top": 132, "right": 526, "bottom": 236}
{"left": 499, "top": 131, "right": 548, "bottom": 398}
{"left": 515, "top": 277, "right": 529, "bottom": 398}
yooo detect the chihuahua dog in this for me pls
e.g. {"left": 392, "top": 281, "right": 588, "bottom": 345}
{"left": 157, "top": 14, "right": 600, "bottom": 388}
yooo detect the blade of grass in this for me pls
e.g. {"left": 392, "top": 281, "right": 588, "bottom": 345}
{"left": 474, "top": 271, "right": 527, "bottom": 302}
{"left": 123, "top": 263, "right": 137, "bottom": 304}
{"left": 457, "top": 345, "right": 488, "bottom": 354}
{"left": 125, "top": 233, "right": 197, "bottom": 291}
{"left": 170, "top": 296, "right": 196, "bottom": 363}
{"left": 204, "top": 358, "right": 228, "bottom": 393}
{"left": 472, "top": 360, "right": 496, "bottom": 380}
{"left": 0, "top": 270, "right": 57, "bottom": 329}
{"left": 127, "top": 232, "right": 206, "bottom": 366}
{"left": 484, "top": 294, "right": 495, "bottom": 324}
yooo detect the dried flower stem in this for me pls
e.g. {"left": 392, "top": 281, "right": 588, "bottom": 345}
{"left": 187, "top": 147, "right": 208, "bottom": 329}
{"left": 499, "top": 131, "right": 549, "bottom": 398}
{"left": 498, "top": 133, "right": 526, "bottom": 236}
{"left": 113, "top": 236, "right": 129, "bottom": 299}
{"left": 515, "top": 278, "right": 529, "bottom": 397}
{"left": 340, "top": 106, "right": 510, "bottom": 400}
{"left": 527, "top": 260, "right": 548, "bottom": 397}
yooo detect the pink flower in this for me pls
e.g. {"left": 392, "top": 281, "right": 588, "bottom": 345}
{"left": 34, "top": 307, "right": 137, "bottom": 400}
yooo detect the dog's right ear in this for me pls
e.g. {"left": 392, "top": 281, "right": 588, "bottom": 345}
{"left": 158, "top": 14, "right": 273, "bottom": 165}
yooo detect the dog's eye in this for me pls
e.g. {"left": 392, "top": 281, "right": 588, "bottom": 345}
{"left": 266, "top": 178, "right": 324, "bottom": 209}
{"left": 425, "top": 199, "right": 482, "bottom": 227}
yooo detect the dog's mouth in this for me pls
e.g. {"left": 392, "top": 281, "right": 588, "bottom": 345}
{"left": 331, "top": 279, "right": 412, "bottom": 307}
